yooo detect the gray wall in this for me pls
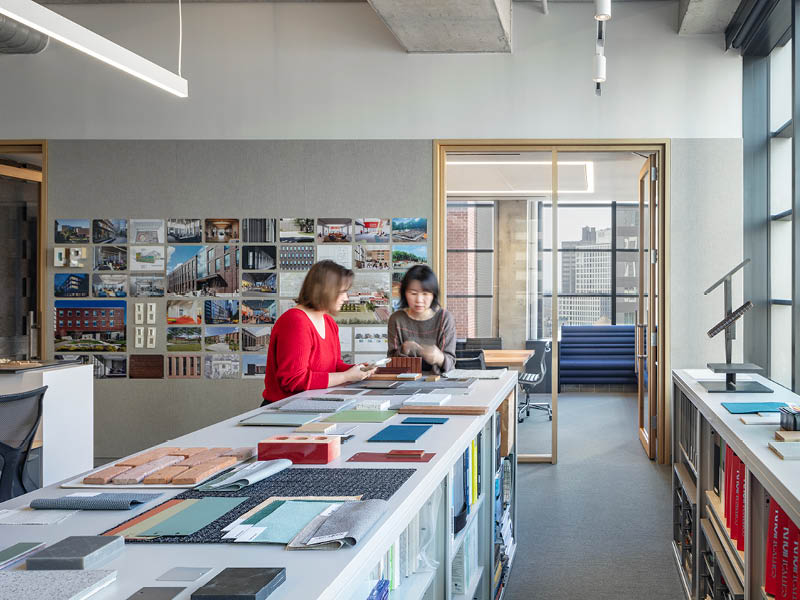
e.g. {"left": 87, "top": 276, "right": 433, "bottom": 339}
{"left": 46, "top": 140, "right": 432, "bottom": 460}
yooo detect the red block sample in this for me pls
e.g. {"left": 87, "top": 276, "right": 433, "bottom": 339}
{"left": 258, "top": 435, "right": 340, "bottom": 464}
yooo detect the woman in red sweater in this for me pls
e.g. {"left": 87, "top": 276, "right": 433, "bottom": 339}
{"left": 262, "top": 260, "right": 376, "bottom": 405}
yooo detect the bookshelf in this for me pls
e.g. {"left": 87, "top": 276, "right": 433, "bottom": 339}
{"left": 672, "top": 371, "right": 800, "bottom": 600}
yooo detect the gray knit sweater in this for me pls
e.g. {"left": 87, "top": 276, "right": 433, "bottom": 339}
{"left": 387, "top": 308, "right": 457, "bottom": 374}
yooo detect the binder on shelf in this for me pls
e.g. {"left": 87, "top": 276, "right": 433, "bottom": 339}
{"left": 767, "top": 498, "right": 781, "bottom": 596}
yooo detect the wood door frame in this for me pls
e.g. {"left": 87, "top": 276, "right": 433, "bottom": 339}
{"left": 433, "top": 139, "right": 671, "bottom": 464}
{"left": 0, "top": 140, "right": 47, "bottom": 358}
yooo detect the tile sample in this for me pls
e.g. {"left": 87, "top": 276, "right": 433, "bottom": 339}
{"left": 117, "top": 448, "right": 182, "bottom": 467}
{"left": 112, "top": 456, "right": 183, "bottom": 485}
{"left": 143, "top": 466, "right": 190, "bottom": 485}
{"left": 171, "top": 457, "right": 237, "bottom": 485}
{"left": 0, "top": 542, "right": 45, "bottom": 569}
{"left": 176, "top": 448, "right": 230, "bottom": 467}
{"left": 83, "top": 465, "right": 132, "bottom": 485}
{"left": 156, "top": 567, "right": 211, "bottom": 582}
{"left": 190, "top": 567, "right": 286, "bottom": 600}
{"left": 0, "top": 570, "right": 116, "bottom": 600}
{"left": 26, "top": 536, "right": 123, "bottom": 570}
{"left": 129, "top": 355, "right": 165, "bottom": 379}
{"left": 139, "top": 497, "right": 247, "bottom": 537}
{"left": 126, "top": 587, "right": 187, "bottom": 600}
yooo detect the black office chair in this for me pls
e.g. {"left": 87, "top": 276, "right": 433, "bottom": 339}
{"left": 454, "top": 351, "right": 486, "bottom": 370}
{"left": 0, "top": 385, "right": 47, "bottom": 501}
{"left": 465, "top": 337, "right": 503, "bottom": 350}
{"left": 518, "top": 342, "right": 552, "bottom": 422}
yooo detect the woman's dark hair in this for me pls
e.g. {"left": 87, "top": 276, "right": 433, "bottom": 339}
{"left": 399, "top": 265, "right": 440, "bottom": 309}
{"left": 296, "top": 260, "right": 354, "bottom": 314}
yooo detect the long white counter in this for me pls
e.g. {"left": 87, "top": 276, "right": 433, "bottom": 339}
{"left": 0, "top": 372, "right": 518, "bottom": 600}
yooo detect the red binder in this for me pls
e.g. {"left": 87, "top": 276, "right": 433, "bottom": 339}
{"left": 780, "top": 507, "right": 792, "bottom": 600}
{"left": 725, "top": 445, "right": 733, "bottom": 527}
{"left": 767, "top": 499, "right": 782, "bottom": 596}
{"left": 732, "top": 453, "right": 742, "bottom": 544}
{"left": 736, "top": 456, "right": 746, "bottom": 551}
{"left": 791, "top": 518, "right": 800, "bottom": 600}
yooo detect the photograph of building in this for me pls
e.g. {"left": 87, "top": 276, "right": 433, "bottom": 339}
{"left": 130, "top": 219, "right": 164, "bottom": 243}
{"left": 241, "top": 325, "right": 270, "bottom": 351}
{"left": 354, "top": 219, "right": 391, "bottom": 243}
{"left": 166, "top": 300, "right": 202, "bottom": 325}
{"left": 54, "top": 300, "right": 126, "bottom": 352}
{"left": 354, "top": 245, "right": 391, "bottom": 270}
{"left": 242, "top": 354, "right": 267, "bottom": 378}
{"left": 92, "top": 219, "right": 128, "bottom": 244}
{"left": 167, "top": 219, "right": 202, "bottom": 243}
{"left": 93, "top": 246, "right": 127, "bottom": 271}
{"left": 241, "top": 272, "right": 277, "bottom": 296}
{"left": 392, "top": 244, "right": 428, "bottom": 269}
{"left": 204, "top": 218, "right": 239, "bottom": 243}
{"left": 204, "top": 326, "right": 239, "bottom": 351}
{"left": 316, "top": 218, "right": 352, "bottom": 243}
{"left": 204, "top": 354, "right": 240, "bottom": 380}
{"left": 391, "top": 218, "right": 428, "bottom": 242}
{"left": 130, "top": 246, "right": 165, "bottom": 271}
{"left": 242, "top": 245, "right": 276, "bottom": 270}
{"left": 279, "top": 218, "right": 314, "bottom": 243}
{"left": 92, "top": 274, "right": 127, "bottom": 297}
{"left": 167, "top": 354, "right": 202, "bottom": 378}
{"left": 241, "top": 300, "right": 277, "bottom": 324}
{"left": 167, "top": 245, "right": 239, "bottom": 296}
{"left": 167, "top": 327, "right": 202, "bottom": 351}
{"left": 242, "top": 218, "right": 277, "bottom": 243}
{"left": 316, "top": 245, "right": 353, "bottom": 269}
{"left": 336, "top": 273, "right": 391, "bottom": 324}
{"left": 54, "top": 247, "right": 88, "bottom": 268}
{"left": 130, "top": 276, "right": 165, "bottom": 297}
{"left": 204, "top": 299, "right": 239, "bottom": 324}
{"left": 279, "top": 245, "right": 314, "bottom": 270}
{"left": 90, "top": 354, "right": 127, "bottom": 378}
{"left": 55, "top": 219, "right": 90, "bottom": 243}
{"left": 54, "top": 273, "right": 89, "bottom": 297}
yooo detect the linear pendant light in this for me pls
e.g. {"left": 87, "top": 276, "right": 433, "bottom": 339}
{"left": 0, "top": 0, "right": 188, "bottom": 97}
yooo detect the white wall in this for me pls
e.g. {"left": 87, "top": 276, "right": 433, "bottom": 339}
{"left": 0, "top": 1, "right": 741, "bottom": 139}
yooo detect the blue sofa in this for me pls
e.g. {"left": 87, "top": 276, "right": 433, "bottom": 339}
{"left": 559, "top": 325, "right": 637, "bottom": 385}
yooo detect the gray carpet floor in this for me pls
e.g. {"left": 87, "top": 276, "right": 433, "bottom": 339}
{"left": 503, "top": 393, "right": 684, "bottom": 600}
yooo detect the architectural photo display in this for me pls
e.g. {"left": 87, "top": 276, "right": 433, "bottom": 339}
{"left": 354, "top": 218, "right": 391, "bottom": 243}
{"left": 242, "top": 218, "right": 277, "bottom": 243}
{"left": 167, "top": 327, "right": 202, "bottom": 352}
{"left": 93, "top": 246, "right": 127, "bottom": 271}
{"left": 205, "top": 219, "right": 240, "bottom": 243}
{"left": 167, "top": 219, "right": 202, "bottom": 243}
{"left": 92, "top": 274, "right": 127, "bottom": 297}
{"left": 279, "top": 218, "right": 315, "bottom": 243}
{"left": 54, "top": 300, "right": 127, "bottom": 352}
{"left": 241, "top": 272, "right": 277, "bottom": 296}
{"left": 130, "top": 246, "right": 165, "bottom": 271}
{"left": 55, "top": 219, "right": 90, "bottom": 244}
{"left": 391, "top": 217, "right": 428, "bottom": 242}
{"left": 92, "top": 219, "right": 128, "bottom": 244}
{"left": 316, "top": 218, "right": 352, "bottom": 243}
{"left": 54, "top": 273, "right": 89, "bottom": 298}
{"left": 167, "top": 245, "right": 239, "bottom": 296}
{"left": 130, "top": 219, "right": 165, "bottom": 244}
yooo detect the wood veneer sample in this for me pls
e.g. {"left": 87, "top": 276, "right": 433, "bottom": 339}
{"left": 143, "top": 466, "right": 190, "bottom": 485}
{"left": 222, "top": 447, "right": 256, "bottom": 460}
{"left": 129, "top": 355, "right": 165, "bottom": 379}
{"left": 172, "top": 456, "right": 237, "bottom": 485}
{"left": 295, "top": 422, "right": 335, "bottom": 433}
{"left": 168, "top": 448, "right": 206, "bottom": 458}
{"left": 117, "top": 447, "right": 181, "bottom": 467}
{"left": 83, "top": 465, "right": 132, "bottom": 485}
{"left": 176, "top": 448, "right": 230, "bottom": 467}
{"left": 775, "top": 430, "right": 800, "bottom": 442}
{"left": 112, "top": 456, "right": 183, "bottom": 484}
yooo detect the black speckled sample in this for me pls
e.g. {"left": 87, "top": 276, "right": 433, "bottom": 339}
{"left": 190, "top": 568, "right": 286, "bottom": 600}
{"left": 26, "top": 535, "right": 123, "bottom": 570}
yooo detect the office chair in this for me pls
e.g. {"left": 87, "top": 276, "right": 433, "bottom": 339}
{"left": 465, "top": 337, "right": 503, "bottom": 350}
{"left": 455, "top": 352, "right": 486, "bottom": 370}
{"left": 518, "top": 342, "right": 552, "bottom": 422}
{"left": 0, "top": 385, "right": 47, "bottom": 501}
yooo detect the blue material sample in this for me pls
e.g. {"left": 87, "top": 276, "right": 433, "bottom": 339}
{"left": 367, "top": 424, "right": 432, "bottom": 443}
{"left": 401, "top": 417, "right": 449, "bottom": 425}
{"left": 721, "top": 402, "right": 788, "bottom": 414}
{"left": 140, "top": 497, "right": 247, "bottom": 537}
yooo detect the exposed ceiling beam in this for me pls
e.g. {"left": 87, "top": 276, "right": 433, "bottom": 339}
{"left": 0, "top": 163, "right": 42, "bottom": 182}
{"left": 678, "top": 0, "right": 740, "bottom": 34}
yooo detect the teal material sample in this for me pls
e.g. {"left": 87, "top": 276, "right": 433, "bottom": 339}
{"left": 239, "top": 412, "right": 319, "bottom": 427}
{"left": 251, "top": 500, "right": 339, "bottom": 543}
{"left": 140, "top": 497, "right": 247, "bottom": 536}
{"left": 367, "top": 424, "right": 431, "bottom": 443}
{"left": 241, "top": 500, "right": 285, "bottom": 525}
{"left": 721, "top": 402, "right": 787, "bottom": 414}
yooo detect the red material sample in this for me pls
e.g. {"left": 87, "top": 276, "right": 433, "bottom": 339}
{"left": 258, "top": 434, "right": 341, "bottom": 464}
{"left": 347, "top": 451, "right": 435, "bottom": 463}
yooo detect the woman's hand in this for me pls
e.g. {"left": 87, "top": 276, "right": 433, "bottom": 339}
{"left": 401, "top": 340, "right": 422, "bottom": 356}
{"left": 419, "top": 344, "right": 444, "bottom": 367}
{"left": 344, "top": 363, "right": 376, "bottom": 382}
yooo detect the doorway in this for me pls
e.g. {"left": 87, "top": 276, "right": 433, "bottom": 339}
{"left": 0, "top": 141, "right": 46, "bottom": 360}
{"left": 433, "top": 141, "right": 670, "bottom": 464}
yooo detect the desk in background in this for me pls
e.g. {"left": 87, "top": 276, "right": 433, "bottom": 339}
{"left": 483, "top": 349, "right": 535, "bottom": 370}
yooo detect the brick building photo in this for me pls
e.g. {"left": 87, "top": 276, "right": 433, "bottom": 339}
{"left": 167, "top": 245, "right": 239, "bottom": 296}
{"left": 54, "top": 300, "right": 127, "bottom": 352}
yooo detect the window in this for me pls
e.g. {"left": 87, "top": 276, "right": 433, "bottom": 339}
{"left": 58, "top": 320, "right": 64, "bottom": 327}
{"left": 216, "top": 258, "right": 222, "bottom": 272}
{"left": 67, "top": 320, "right": 72, "bottom": 326}
{"left": 225, "top": 254, "right": 231, "bottom": 268}
{"left": 110, "top": 320, "right": 114, "bottom": 327}
{"left": 93, "top": 320, "right": 97, "bottom": 327}
{"left": 58, "top": 310, "right": 64, "bottom": 317}
{"left": 84, "top": 320, "right": 89, "bottom": 327}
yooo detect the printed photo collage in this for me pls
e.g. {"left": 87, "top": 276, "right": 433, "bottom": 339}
{"left": 52, "top": 217, "right": 428, "bottom": 379}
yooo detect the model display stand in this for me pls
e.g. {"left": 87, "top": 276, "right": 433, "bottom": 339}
{"left": 702, "top": 259, "right": 771, "bottom": 393}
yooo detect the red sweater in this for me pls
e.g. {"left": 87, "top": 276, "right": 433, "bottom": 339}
{"left": 262, "top": 308, "right": 352, "bottom": 404}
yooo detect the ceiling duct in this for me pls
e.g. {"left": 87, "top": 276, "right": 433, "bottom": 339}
{"left": 0, "top": 13, "right": 48, "bottom": 53}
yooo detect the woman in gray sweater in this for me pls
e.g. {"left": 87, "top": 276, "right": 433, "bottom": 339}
{"left": 387, "top": 265, "right": 456, "bottom": 374}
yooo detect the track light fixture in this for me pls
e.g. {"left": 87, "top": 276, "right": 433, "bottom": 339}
{"left": 593, "top": 17, "right": 606, "bottom": 95}
{"left": 594, "top": 0, "right": 611, "bottom": 21}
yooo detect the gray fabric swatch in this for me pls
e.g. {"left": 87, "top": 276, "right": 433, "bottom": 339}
{"left": 287, "top": 499, "right": 387, "bottom": 549}
{"left": 30, "top": 493, "right": 162, "bottom": 511}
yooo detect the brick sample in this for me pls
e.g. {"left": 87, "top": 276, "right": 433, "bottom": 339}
{"left": 83, "top": 465, "right": 132, "bottom": 485}
{"left": 172, "top": 456, "right": 237, "bottom": 485}
{"left": 117, "top": 447, "right": 181, "bottom": 468}
{"left": 143, "top": 466, "right": 191, "bottom": 485}
{"left": 176, "top": 448, "right": 230, "bottom": 467}
{"left": 112, "top": 456, "right": 183, "bottom": 485}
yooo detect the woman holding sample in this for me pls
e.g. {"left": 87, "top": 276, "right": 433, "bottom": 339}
{"left": 387, "top": 265, "right": 456, "bottom": 374}
{"left": 262, "top": 260, "right": 376, "bottom": 405}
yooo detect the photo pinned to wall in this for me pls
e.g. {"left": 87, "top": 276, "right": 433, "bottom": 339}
{"left": 205, "top": 354, "right": 240, "bottom": 380}
{"left": 167, "top": 245, "right": 239, "bottom": 297}
{"left": 130, "top": 276, "right": 165, "bottom": 297}
{"left": 54, "top": 273, "right": 89, "bottom": 298}
{"left": 54, "top": 300, "right": 127, "bottom": 352}
{"left": 354, "top": 219, "right": 391, "bottom": 243}
{"left": 54, "top": 247, "right": 88, "bottom": 268}
{"left": 279, "top": 272, "right": 305, "bottom": 299}
{"left": 354, "top": 245, "right": 391, "bottom": 270}
{"left": 91, "top": 274, "right": 127, "bottom": 297}
{"left": 204, "top": 326, "right": 239, "bottom": 351}
{"left": 392, "top": 244, "right": 428, "bottom": 269}
{"left": 316, "top": 245, "right": 353, "bottom": 269}
{"left": 241, "top": 300, "right": 277, "bottom": 324}
{"left": 278, "top": 299, "right": 296, "bottom": 317}
{"left": 166, "top": 299, "right": 202, "bottom": 325}
{"left": 392, "top": 272, "right": 404, "bottom": 311}
{"left": 341, "top": 352, "right": 355, "bottom": 364}
{"left": 242, "top": 354, "right": 267, "bottom": 378}
{"left": 167, "top": 219, "right": 202, "bottom": 243}
{"left": 339, "top": 326, "right": 352, "bottom": 353}
{"left": 242, "top": 218, "right": 277, "bottom": 243}
{"left": 92, "top": 219, "right": 128, "bottom": 244}
{"left": 130, "top": 219, "right": 165, "bottom": 244}
{"left": 54, "top": 354, "right": 91, "bottom": 366}
{"left": 242, "top": 245, "right": 276, "bottom": 270}
{"left": 90, "top": 354, "right": 128, "bottom": 379}
{"left": 242, "top": 272, "right": 277, "bottom": 297}
{"left": 391, "top": 218, "right": 428, "bottom": 242}
{"left": 167, "top": 327, "right": 202, "bottom": 352}
{"left": 279, "top": 218, "right": 315, "bottom": 243}
{"left": 205, "top": 219, "right": 240, "bottom": 243}
{"left": 93, "top": 246, "right": 127, "bottom": 271}
{"left": 316, "top": 218, "right": 352, "bottom": 243}
{"left": 241, "top": 325, "right": 270, "bottom": 352}
{"left": 354, "top": 327, "right": 389, "bottom": 352}
{"left": 166, "top": 354, "right": 203, "bottom": 378}
{"left": 204, "top": 299, "right": 239, "bottom": 324}
{"left": 336, "top": 272, "right": 391, "bottom": 325}
{"left": 130, "top": 246, "right": 165, "bottom": 271}
{"left": 55, "top": 219, "right": 90, "bottom": 244}
{"left": 279, "top": 245, "right": 314, "bottom": 271}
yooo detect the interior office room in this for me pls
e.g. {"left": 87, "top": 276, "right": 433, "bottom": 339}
{"left": 0, "top": 0, "right": 796, "bottom": 598}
